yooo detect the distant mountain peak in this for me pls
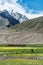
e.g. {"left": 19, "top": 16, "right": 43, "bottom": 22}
{"left": 0, "top": 9, "right": 19, "bottom": 27}
{"left": 10, "top": 10, "right": 28, "bottom": 23}
{"left": 0, "top": 9, "right": 28, "bottom": 29}
{"left": 0, "top": 9, "right": 28, "bottom": 23}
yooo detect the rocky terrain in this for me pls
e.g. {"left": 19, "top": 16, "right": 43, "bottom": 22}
{"left": 0, "top": 10, "right": 43, "bottom": 45}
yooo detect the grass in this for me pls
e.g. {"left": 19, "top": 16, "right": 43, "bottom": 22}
{"left": 0, "top": 46, "right": 43, "bottom": 65}
{"left": 0, "top": 59, "right": 43, "bottom": 65}
{"left": 0, "top": 46, "right": 43, "bottom": 57}
{"left": 0, "top": 46, "right": 42, "bottom": 58}
{"left": 0, "top": 47, "right": 43, "bottom": 53}
{"left": 3, "top": 53, "right": 43, "bottom": 57}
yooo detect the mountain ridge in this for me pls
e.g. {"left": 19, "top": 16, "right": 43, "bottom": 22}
{"left": 10, "top": 16, "right": 43, "bottom": 33}
{"left": 10, "top": 11, "right": 28, "bottom": 23}
{"left": 0, "top": 11, "right": 43, "bottom": 44}
{"left": 0, "top": 10, "right": 19, "bottom": 27}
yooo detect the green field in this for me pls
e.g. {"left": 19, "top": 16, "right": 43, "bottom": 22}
{"left": 0, "top": 47, "right": 43, "bottom": 54}
{"left": 0, "top": 59, "right": 43, "bottom": 65}
{"left": 0, "top": 46, "right": 43, "bottom": 65}
{"left": 0, "top": 46, "right": 43, "bottom": 57}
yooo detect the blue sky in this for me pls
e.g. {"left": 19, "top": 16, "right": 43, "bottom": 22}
{"left": 0, "top": 0, "right": 43, "bottom": 19}
{"left": 17, "top": 0, "right": 43, "bottom": 13}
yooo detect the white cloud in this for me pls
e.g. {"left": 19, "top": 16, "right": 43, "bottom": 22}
{"left": 26, "top": 13, "right": 43, "bottom": 19}
{"left": 25, "top": 10, "right": 43, "bottom": 19}
{"left": 0, "top": 0, "right": 43, "bottom": 19}
{"left": 0, "top": 0, "right": 26, "bottom": 14}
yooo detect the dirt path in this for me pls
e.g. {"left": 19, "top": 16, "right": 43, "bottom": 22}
{"left": 0, "top": 56, "right": 43, "bottom": 60}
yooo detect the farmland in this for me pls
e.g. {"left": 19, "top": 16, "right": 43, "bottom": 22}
{"left": 0, "top": 46, "right": 43, "bottom": 54}
{"left": 0, "top": 45, "right": 43, "bottom": 65}
{"left": 0, "top": 59, "right": 43, "bottom": 65}
{"left": 0, "top": 46, "right": 43, "bottom": 57}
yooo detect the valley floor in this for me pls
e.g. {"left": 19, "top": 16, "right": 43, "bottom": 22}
{"left": 0, "top": 59, "right": 43, "bottom": 65}
{"left": 0, "top": 30, "right": 43, "bottom": 44}
{"left": 0, "top": 45, "right": 43, "bottom": 65}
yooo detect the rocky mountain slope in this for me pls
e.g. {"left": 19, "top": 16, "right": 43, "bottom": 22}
{"left": 0, "top": 10, "right": 19, "bottom": 27}
{"left": 0, "top": 16, "right": 43, "bottom": 45}
{"left": 11, "top": 16, "right": 43, "bottom": 33}
{"left": 11, "top": 11, "right": 28, "bottom": 23}
{"left": 0, "top": 9, "right": 28, "bottom": 28}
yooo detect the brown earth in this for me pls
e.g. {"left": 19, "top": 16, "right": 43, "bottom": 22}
{"left": 0, "top": 29, "right": 43, "bottom": 45}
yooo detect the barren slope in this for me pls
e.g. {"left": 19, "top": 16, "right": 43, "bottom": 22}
{"left": 0, "top": 16, "right": 43, "bottom": 45}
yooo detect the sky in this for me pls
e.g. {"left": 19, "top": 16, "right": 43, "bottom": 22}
{"left": 0, "top": 0, "right": 43, "bottom": 19}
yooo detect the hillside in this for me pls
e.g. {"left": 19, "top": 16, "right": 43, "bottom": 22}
{"left": 0, "top": 10, "right": 28, "bottom": 27}
{"left": 10, "top": 16, "right": 43, "bottom": 33}
{"left": 0, "top": 16, "right": 43, "bottom": 45}
{"left": 0, "top": 16, "right": 9, "bottom": 29}
{"left": 0, "top": 10, "right": 19, "bottom": 27}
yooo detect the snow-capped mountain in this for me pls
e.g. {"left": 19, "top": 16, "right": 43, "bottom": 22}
{"left": 10, "top": 11, "right": 28, "bottom": 23}
{"left": 0, "top": 10, "right": 19, "bottom": 27}
{"left": 0, "top": 9, "right": 28, "bottom": 28}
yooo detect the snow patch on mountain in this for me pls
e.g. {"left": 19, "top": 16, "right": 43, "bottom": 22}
{"left": 10, "top": 10, "right": 28, "bottom": 23}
